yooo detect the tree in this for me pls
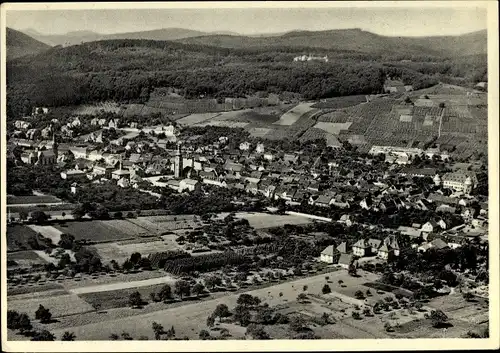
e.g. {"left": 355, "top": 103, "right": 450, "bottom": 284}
{"left": 114, "top": 211, "right": 123, "bottom": 219}
{"left": 61, "top": 331, "right": 76, "bottom": 341}
{"left": 192, "top": 282, "right": 206, "bottom": 297}
{"left": 348, "top": 263, "right": 357, "bottom": 276}
{"left": 297, "top": 293, "right": 308, "bottom": 303}
{"left": 30, "top": 211, "right": 49, "bottom": 224}
{"left": 205, "top": 275, "right": 223, "bottom": 290}
{"left": 428, "top": 309, "right": 449, "bottom": 328}
{"left": 35, "top": 304, "right": 52, "bottom": 323}
{"left": 325, "top": 276, "right": 330, "bottom": 282}
{"left": 130, "top": 252, "right": 142, "bottom": 265}
{"left": 152, "top": 322, "right": 164, "bottom": 340}
{"left": 58, "top": 234, "right": 75, "bottom": 249}
{"left": 363, "top": 307, "right": 372, "bottom": 317}
{"left": 237, "top": 294, "right": 260, "bottom": 308}
{"left": 233, "top": 305, "right": 251, "bottom": 326}
{"left": 351, "top": 311, "right": 361, "bottom": 320}
{"left": 31, "top": 330, "right": 55, "bottom": 341}
{"left": 246, "top": 323, "right": 270, "bottom": 339}
{"left": 174, "top": 280, "right": 191, "bottom": 299}
{"left": 213, "top": 304, "right": 231, "bottom": 320}
{"left": 322, "top": 284, "right": 331, "bottom": 294}
{"left": 354, "top": 290, "right": 365, "bottom": 300}
{"left": 129, "top": 291, "right": 143, "bottom": 308}
{"left": 255, "top": 307, "right": 275, "bottom": 324}
{"left": 320, "top": 312, "right": 333, "bottom": 325}
{"left": 206, "top": 314, "right": 215, "bottom": 327}
{"left": 303, "top": 285, "right": 308, "bottom": 292}
{"left": 384, "top": 322, "right": 393, "bottom": 332}
{"left": 462, "top": 292, "right": 474, "bottom": 302}
{"left": 366, "top": 289, "right": 372, "bottom": 296}
{"left": 199, "top": 329, "right": 211, "bottom": 340}
{"left": 415, "top": 302, "right": 423, "bottom": 311}
{"left": 158, "top": 284, "right": 172, "bottom": 301}
{"left": 17, "top": 313, "right": 32, "bottom": 334}
{"left": 338, "top": 279, "right": 344, "bottom": 286}
{"left": 109, "top": 333, "right": 119, "bottom": 340}
{"left": 121, "top": 332, "right": 133, "bottom": 340}
{"left": 289, "top": 315, "right": 307, "bottom": 332}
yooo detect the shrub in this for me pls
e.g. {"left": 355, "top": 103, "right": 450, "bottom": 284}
{"left": 322, "top": 284, "right": 332, "bottom": 294}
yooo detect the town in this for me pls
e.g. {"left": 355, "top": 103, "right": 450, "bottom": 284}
{"left": 4, "top": 4, "right": 491, "bottom": 344}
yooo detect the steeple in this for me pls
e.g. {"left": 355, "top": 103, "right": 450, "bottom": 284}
{"left": 174, "top": 142, "right": 183, "bottom": 179}
{"left": 52, "top": 131, "right": 58, "bottom": 158}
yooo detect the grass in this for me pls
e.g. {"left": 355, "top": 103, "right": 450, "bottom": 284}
{"left": 8, "top": 293, "right": 95, "bottom": 319}
{"left": 7, "top": 250, "right": 48, "bottom": 266}
{"left": 54, "top": 220, "right": 137, "bottom": 242}
{"left": 6, "top": 225, "right": 39, "bottom": 252}
{"left": 78, "top": 284, "right": 167, "bottom": 310}
{"left": 8, "top": 282, "right": 65, "bottom": 296}
{"left": 7, "top": 195, "right": 61, "bottom": 204}
{"left": 311, "top": 95, "right": 367, "bottom": 109}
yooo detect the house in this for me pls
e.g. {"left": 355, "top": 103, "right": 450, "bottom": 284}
{"left": 117, "top": 177, "right": 130, "bottom": 188}
{"left": 397, "top": 226, "right": 423, "bottom": 239}
{"left": 436, "top": 204, "right": 456, "bottom": 214}
{"left": 60, "top": 169, "right": 87, "bottom": 180}
{"left": 93, "top": 164, "right": 114, "bottom": 179}
{"left": 70, "top": 182, "right": 79, "bottom": 194}
{"left": 461, "top": 208, "right": 477, "bottom": 223}
{"left": 336, "top": 242, "right": 348, "bottom": 254}
{"left": 339, "top": 214, "right": 353, "bottom": 227}
{"left": 367, "top": 239, "right": 382, "bottom": 254}
{"left": 315, "top": 193, "right": 333, "bottom": 207}
{"left": 239, "top": 142, "right": 251, "bottom": 151}
{"left": 320, "top": 245, "right": 338, "bottom": 264}
{"left": 377, "top": 243, "right": 393, "bottom": 260}
{"left": 352, "top": 239, "right": 370, "bottom": 257}
{"left": 108, "top": 119, "right": 120, "bottom": 129}
{"left": 430, "top": 238, "right": 449, "bottom": 250}
{"left": 383, "top": 235, "right": 400, "bottom": 256}
{"left": 179, "top": 179, "right": 200, "bottom": 192}
{"left": 111, "top": 168, "right": 130, "bottom": 180}
{"left": 421, "top": 220, "right": 438, "bottom": 234}
{"left": 338, "top": 253, "right": 357, "bottom": 269}
{"left": 442, "top": 172, "right": 477, "bottom": 194}
{"left": 255, "top": 143, "right": 265, "bottom": 153}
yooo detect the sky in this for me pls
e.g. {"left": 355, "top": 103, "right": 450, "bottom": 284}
{"left": 6, "top": 4, "right": 488, "bottom": 37}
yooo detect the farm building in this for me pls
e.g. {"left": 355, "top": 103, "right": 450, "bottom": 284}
{"left": 320, "top": 245, "right": 338, "bottom": 264}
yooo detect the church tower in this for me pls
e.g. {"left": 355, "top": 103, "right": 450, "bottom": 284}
{"left": 52, "top": 131, "right": 58, "bottom": 159}
{"left": 174, "top": 142, "right": 183, "bottom": 179}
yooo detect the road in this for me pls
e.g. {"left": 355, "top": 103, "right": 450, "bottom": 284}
{"left": 68, "top": 274, "right": 177, "bottom": 295}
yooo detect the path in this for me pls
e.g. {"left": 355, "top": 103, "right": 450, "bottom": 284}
{"left": 68, "top": 274, "right": 176, "bottom": 295}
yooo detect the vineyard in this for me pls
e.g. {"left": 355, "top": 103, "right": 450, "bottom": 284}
{"left": 317, "top": 110, "right": 351, "bottom": 123}
{"left": 274, "top": 103, "right": 317, "bottom": 126}
{"left": 72, "top": 102, "right": 123, "bottom": 116}
{"left": 311, "top": 95, "right": 367, "bottom": 109}
{"left": 299, "top": 128, "right": 341, "bottom": 148}
{"left": 163, "top": 251, "right": 250, "bottom": 275}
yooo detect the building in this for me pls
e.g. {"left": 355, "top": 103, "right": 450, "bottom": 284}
{"left": 442, "top": 172, "right": 477, "bottom": 194}
{"left": 338, "top": 254, "right": 357, "bottom": 269}
{"left": 174, "top": 143, "right": 183, "bottom": 178}
{"left": 352, "top": 239, "right": 370, "bottom": 257}
{"left": 179, "top": 179, "right": 200, "bottom": 192}
{"left": 61, "top": 169, "right": 87, "bottom": 180}
{"left": 93, "top": 164, "right": 114, "bottom": 179}
{"left": 377, "top": 243, "right": 393, "bottom": 260}
{"left": 367, "top": 238, "right": 382, "bottom": 254}
{"left": 320, "top": 245, "right": 337, "bottom": 264}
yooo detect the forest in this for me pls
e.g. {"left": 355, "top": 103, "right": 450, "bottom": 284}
{"left": 6, "top": 39, "right": 486, "bottom": 119}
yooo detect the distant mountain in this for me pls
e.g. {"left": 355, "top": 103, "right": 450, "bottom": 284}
{"left": 6, "top": 28, "right": 51, "bottom": 59}
{"left": 176, "top": 28, "right": 488, "bottom": 57}
{"left": 21, "top": 27, "right": 246, "bottom": 46}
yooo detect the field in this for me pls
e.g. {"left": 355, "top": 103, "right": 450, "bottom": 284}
{"left": 7, "top": 195, "right": 62, "bottom": 205}
{"left": 54, "top": 220, "right": 140, "bottom": 242}
{"left": 72, "top": 102, "right": 123, "bottom": 115}
{"left": 176, "top": 112, "right": 221, "bottom": 126}
{"left": 274, "top": 103, "right": 317, "bottom": 126}
{"left": 215, "top": 212, "right": 313, "bottom": 229}
{"left": 311, "top": 95, "right": 367, "bottom": 109}
{"left": 247, "top": 127, "right": 273, "bottom": 137}
{"left": 128, "top": 216, "right": 201, "bottom": 233}
{"left": 7, "top": 250, "right": 47, "bottom": 267}
{"left": 78, "top": 283, "right": 171, "bottom": 310}
{"left": 6, "top": 225, "right": 39, "bottom": 252}
{"left": 313, "top": 122, "right": 352, "bottom": 135}
{"left": 93, "top": 238, "right": 181, "bottom": 263}
{"left": 26, "top": 225, "right": 63, "bottom": 244}
{"left": 8, "top": 293, "right": 95, "bottom": 319}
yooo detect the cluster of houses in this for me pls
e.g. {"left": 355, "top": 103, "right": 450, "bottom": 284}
{"left": 320, "top": 234, "right": 401, "bottom": 267}
{"left": 293, "top": 54, "right": 329, "bottom": 63}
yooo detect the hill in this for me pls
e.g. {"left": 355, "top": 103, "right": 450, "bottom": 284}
{"left": 22, "top": 28, "right": 245, "bottom": 46}
{"left": 177, "top": 28, "right": 487, "bottom": 58}
{"left": 6, "top": 28, "right": 51, "bottom": 59}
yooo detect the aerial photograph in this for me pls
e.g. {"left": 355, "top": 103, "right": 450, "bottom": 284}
{"left": 2, "top": 1, "right": 495, "bottom": 346}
